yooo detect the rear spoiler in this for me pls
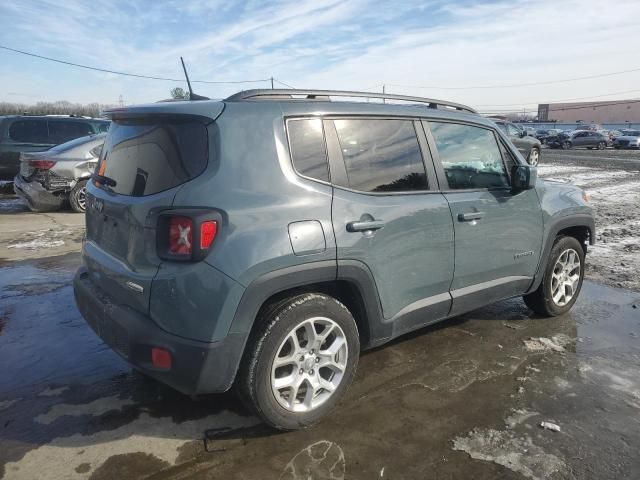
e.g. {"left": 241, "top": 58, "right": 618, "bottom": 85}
{"left": 103, "top": 101, "right": 225, "bottom": 122}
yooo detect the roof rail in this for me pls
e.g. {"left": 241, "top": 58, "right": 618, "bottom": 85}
{"left": 224, "top": 89, "right": 477, "bottom": 114}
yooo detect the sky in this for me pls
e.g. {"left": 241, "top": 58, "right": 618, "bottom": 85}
{"left": 1, "top": 0, "right": 640, "bottom": 113}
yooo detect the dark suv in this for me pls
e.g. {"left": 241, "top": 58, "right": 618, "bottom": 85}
{"left": 0, "top": 115, "right": 109, "bottom": 180}
{"left": 74, "top": 89, "right": 594, "bottom": 430}
{"left": 492, "top": 120, "right": 542, "bottom": 166}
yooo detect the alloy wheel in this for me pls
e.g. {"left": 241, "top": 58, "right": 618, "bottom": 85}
{"left": 77, "top": 186, "right": 87, "bottom": 211}
{"left": 528, "top": 149, "right": 540, "bottom": 166}
{"left": 550, "top": 248, "right": 581, "bottom": 307}
{"left": 271, "top": 317, "right": 348, "bottom": 413}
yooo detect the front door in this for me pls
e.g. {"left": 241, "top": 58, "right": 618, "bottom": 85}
{"left": 425, "top": 120, "right": 543, "bottom": 316}
{"left": 326, "top": 117, "right": 454, "bottom": 334}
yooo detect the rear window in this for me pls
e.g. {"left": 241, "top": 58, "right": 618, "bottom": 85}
{"left": 48, "top": 120, "right": 93, "bottom": 144}
{"left": 287, "top": 118, "right": 329, "bottom": 182}
{"left": 97, "top": 118, "right": 208, "bottom": 197}
{"left": 9, "top": 119, "right": 49, "bottom": 143}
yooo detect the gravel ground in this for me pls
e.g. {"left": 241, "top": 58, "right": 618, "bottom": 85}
{"left": 538, "top": 148, "right": 640, "bottom": 291}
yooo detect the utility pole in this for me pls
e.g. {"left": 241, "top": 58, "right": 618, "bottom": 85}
{"left": 270, "top": 77, "right": 274, "bottom": 89}
{"left": 382, "top": 84, "right": 386, "bottom": 104}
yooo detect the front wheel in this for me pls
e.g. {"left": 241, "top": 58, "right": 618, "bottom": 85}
{"left": 562, "top": 141, "right": 572, "bottom": 150}
{"left": 524, "top": 236, "right": 585, "bottom": 316}
{"left": 528, "top": 147, "right": 540, "bottom": 166}
{"left": 238, "top": 293, "right": 360, "bottom": 430}
{"left": 69, "top": 179, "right": 88, "bottom": 213}
{"left": 597, "top": 141, "right": 606, "bottom": 150}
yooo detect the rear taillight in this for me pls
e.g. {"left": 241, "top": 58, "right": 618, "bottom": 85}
{"left": 200, "top": 221, "right": 217, "bottom": 249}
{"left": 168, "top": 216, "right": 193, "bottom": 255}
{"left": 158, "top": 212, "right": 219, "bottom": 262}
{"left": 29, "top": 159, "right": 56, "bottom": 170}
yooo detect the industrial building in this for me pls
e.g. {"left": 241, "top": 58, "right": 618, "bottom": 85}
{"left": 538, "top": 99, "right": 640, "bottom": 124}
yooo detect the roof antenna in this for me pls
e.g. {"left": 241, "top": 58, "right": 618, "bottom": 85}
{"left": 180, "top": 57, "right": 209, "bottom": 101}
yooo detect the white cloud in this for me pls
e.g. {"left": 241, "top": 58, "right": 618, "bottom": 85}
{"left": 1, "top": 0, "right": 639, "bottom": 110}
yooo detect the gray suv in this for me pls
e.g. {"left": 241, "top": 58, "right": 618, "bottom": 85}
{"left": 493, "top": 120, "right": 542, "bottom": 165}
{"left": 74, "top": 89, "right": 594, "bottom": 430}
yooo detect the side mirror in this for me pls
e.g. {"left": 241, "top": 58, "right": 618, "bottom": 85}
{"left": 512, "top": 165, "right": 536, "bottom": 192}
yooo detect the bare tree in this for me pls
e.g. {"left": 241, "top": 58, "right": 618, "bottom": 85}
{"left": 170, "top": 87, "right": 189, "bottom": 100}
{"left": 0, "top": 100, "right": 114, "bottom": 117}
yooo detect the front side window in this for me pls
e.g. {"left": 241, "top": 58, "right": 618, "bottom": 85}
{"left": 429, "top": 122, "right": 510, "bottom": 190}
{"left": 333, "top": 119, "right": 427, "bottom": 192}
{"left": 506, "top": 124, "right": 521, "bottom": 136}
{"left": 287, "top": 118, "right": 329, "bottom": 182}
{"left": 8, "top": 120, "right": 49, "bottom": 143}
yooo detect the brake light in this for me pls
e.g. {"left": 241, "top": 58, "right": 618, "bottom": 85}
{"left": 29, "top": 159, "right": 56, "bottom": 170}
{"left": 200, "top": 221, "right": 217, "bottom": 249}
{"left": 151, "top": 347, "right": 172, "bottom": 369}
{"left": 168, "top": 217, "right": 192, "bottom": 255}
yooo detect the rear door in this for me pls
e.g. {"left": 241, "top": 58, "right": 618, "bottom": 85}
{"left": 84, "top": 116, "right": 211, "bottom": 315}
{"left": 425, "top": 120, "right": 543, "bottom": 316}
{"left": 328, "top": 117, "right": 454, "bottom": 333}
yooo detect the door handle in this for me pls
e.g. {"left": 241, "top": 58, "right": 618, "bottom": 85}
{"left": 458, "top": 212, "right": 485, "bottom": 222}
{"left": 346, "top": 220, "right": 385, "bottom": 232}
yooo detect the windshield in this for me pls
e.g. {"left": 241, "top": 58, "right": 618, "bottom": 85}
{"left": 49, "top": 133, "right": 106, "bottom": 153}
{"left": 97, "top": 118, "right": 209, "bottom": 197}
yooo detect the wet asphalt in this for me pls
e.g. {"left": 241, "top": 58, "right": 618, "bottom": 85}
{"left": 0, "top": 252, "right": 639, "bottom": 479}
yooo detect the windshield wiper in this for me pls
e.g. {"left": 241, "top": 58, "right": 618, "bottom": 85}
{"left": 91, "top": 173, "right": 117, "bottom": 187}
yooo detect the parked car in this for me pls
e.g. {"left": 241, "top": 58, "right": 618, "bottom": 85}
{"left": 535, "top": 128, "right": 563, "bottom": 144}
{"left": 13, "top": 133, "right": 105, "bottom": 212}
{"left": 546, "top": 130, "right": 609, "bottom": 149}
{"left": 608, "top": 130, "right": 624, "bottom": 142}
{"left": 613, "top": 130, "right": 640, "bottom": 149}
{"left": 74, "top": 89, "right": 594, "bottom": 430}
{"left": 0, "top": 115, "right": 109, "bottom": 181}
{"left": 492, "top": 120, "right": 542, "bottom": 165}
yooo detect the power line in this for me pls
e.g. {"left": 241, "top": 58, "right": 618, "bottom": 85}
{"left": 385, "top": 67, "right": 640, "bottom": 91}
{"left": 273, "top": 78, "right": 296, "bottom": 89}
{"left": 0, "top": 44, "right": 270, "bottom": 85}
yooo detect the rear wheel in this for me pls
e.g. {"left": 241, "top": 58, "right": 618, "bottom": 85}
{"left": 238, "top": 293, "right": 360, "bottom": 430}
{"left": 524, "top": 236, "right": 585, "bottom": 316}
{"left": 528, "top": 147, "right": 540, "bottom": 166}
{"left": 69, "top": 179, "right": 88, "bottom": 213}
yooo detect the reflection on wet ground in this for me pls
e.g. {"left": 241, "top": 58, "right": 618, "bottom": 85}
{"left": 0, "top": 254, "right": 639, "bottom": 479}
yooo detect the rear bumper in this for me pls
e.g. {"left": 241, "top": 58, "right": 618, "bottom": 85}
{"left": 73, "top": 267, "right": 245, "bottom": 395}
{"left": 13, "top": 174, "right": 65, "bottom": 212}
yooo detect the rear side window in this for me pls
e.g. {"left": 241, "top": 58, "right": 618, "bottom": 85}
{"left": 430, "top": 122, "right": 509, "bottom": 190}
{"left": 98, "top": 118, "right": 208, "bottom": 197}
{"left": 333, "top": 119, "right": 427, "bottom": 192}
{"left": 48, "top": 121, "right": 93, "bottom": 144}
{"left": 287, "top": 118, "right": 329, "bottom": 182}
{"left": 8, "top": 120, "right": 49, "bottom": 143}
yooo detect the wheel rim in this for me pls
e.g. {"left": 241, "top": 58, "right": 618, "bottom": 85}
{"left": 550, "top": 248, "right": 581, "bottom": 307}
{"left": 564, "top": 141, "right": 571, "bottom": 149}
{"left": 598, "top": 142, "right": 605, "bottom": 149}
{"left": 529, "top": 149, "right": 539, "bottom": 166}
{"left": 77, "top": 187, "right": 87, "bottom": 210}
{"left": 270, "top": 316, "right": 348, "bottom": 413}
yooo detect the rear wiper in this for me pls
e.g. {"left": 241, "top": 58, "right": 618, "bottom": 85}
{"left": 91, "top": 174, "right": 117, "bottom": 187}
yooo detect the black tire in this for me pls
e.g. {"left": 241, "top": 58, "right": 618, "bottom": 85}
{"left": 237, "top": 293, "right": 360, "bottom": 430}
{"left": 587, "top": 147, "right": 593, "bottom": 150}
{"left": 69, "top": 179, "right": 88, "bottom": 213}
{"left": 562, "top": 141, "right": 572, "bottom": 150}
{"left": 524, "top": 236, "right": 585, "bottom": 316}
{"left": 597, "top": 141, "right": 606, "bottom": 150}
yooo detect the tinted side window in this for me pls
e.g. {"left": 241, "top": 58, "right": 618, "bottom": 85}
{"left": 8, "top": 120, "right": 49, "bottom": 143}
{"left": 48, "top": 121, "right": 93, "bottom": 144}
{"left": 287, "top": 118, "right": 329, "bottom": 182}
{"left": 430, "top": 122, "right": 509, "bottom": 190}
{"left": 506, "top": 124, "right": 521, "bottom": 136}
{"left": 333, "top": 119, "right": 427, "bottom": 192}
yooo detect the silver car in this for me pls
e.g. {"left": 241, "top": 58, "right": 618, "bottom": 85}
{"left": 13, "top": 133, "right": 105, "bottom": 212}
{"left": 613, "top": 130, "right": 640, "bottom": 149}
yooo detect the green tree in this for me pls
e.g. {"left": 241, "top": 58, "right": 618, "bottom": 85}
{"left": 170, "top": 87, "right": 189, "bottom": 100}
